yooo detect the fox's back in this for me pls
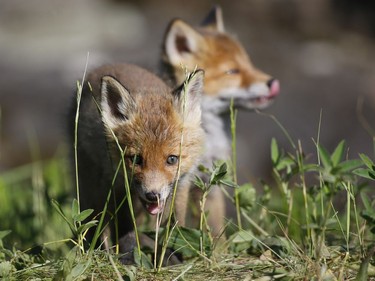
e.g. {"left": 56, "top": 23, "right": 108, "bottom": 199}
{"left": 86, "top": 64, "right": 170, "bottom": 99}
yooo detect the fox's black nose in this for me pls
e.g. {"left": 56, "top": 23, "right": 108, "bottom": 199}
{"left": 145, "top": 191, "right": 159, "bottom": 202}
{"left": 266, "top": 78, "right": 276, "bottom": 88}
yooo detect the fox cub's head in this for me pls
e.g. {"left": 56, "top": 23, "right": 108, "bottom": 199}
{"left": 100, "top": 69, "right": 205, "bottom": 215}
{"left": 162, "top": 6, "right": 280, "bottom": 113}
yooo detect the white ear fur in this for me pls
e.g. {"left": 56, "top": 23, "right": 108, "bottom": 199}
{"left": 200, "top": 5, "right": 225, "bottom": 32}
{"left": 100, "top": 75, "right": 135, "bottom": 130}
{"left": 176, "top": 69, "right": 204, "bottom": 124}
{"left": 164, "top": 20, "right": 205, "bottom": 67}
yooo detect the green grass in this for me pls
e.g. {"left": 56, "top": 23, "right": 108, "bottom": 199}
{"left": 1, "top": 94, "right": 375, "bottom": 279}
{"left": 1, "top": 133, "right": 375, "bottom": 280}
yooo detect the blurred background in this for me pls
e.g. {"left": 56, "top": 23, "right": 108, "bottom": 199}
{"left": 1, "top": 0, "right": 375, "bottom": 184}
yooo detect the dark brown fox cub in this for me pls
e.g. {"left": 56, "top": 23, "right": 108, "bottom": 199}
{"left": 67, "top": 63, "right": 204, "bottom": 263}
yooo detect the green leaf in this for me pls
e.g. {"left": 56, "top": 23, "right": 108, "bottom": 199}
{"left": 67, "top": 260, "right": 91, "bottom": 280}
{"left": 237, "top": 184, "right": 256, "bottom": 210}
{"left": 353, "top": 168, "right": 375, "bottom": 180}
{"left": 62, "top": 246, "right": 79, "bottom": 278}
{"left": 219, "top": 179, "right": 238, "bottom": 189}
{"left": 167, "top": 227, "right": 210, "bottom": 259}
{"left": 231, "top": 230, "right": 254, "bottom": 243}
{"left": 123, "top": 265, "right": 137, "bottom": 281}
{"left": 210, "top": 162, "right": 228, "bottom": 185}
{"left": 72, "top": 199, "right": 79, "bottom": 218}
{"left": 52, "top": 199, "right": 75, "bottom": 232}
{"left": 262, "top": 236, "right": 291, "bottom": 257}
{"left": 275, "top": 157, "right": 295, "bottom": 171}
{"left": 337, "top": 159, "right": 363, "bottom": 173}
{"left": 73, "top": 209, "right": 94, "bottom": 223}
{"left": 360, "top": 192, "right": 372, "bottom": 211}
{"left": 331, "top": 140, "right": 345, "bottom": 167}
{"left": 359, "top": 153, "right": 375, "bottom": 170}
{"left": 271, "top": 138, "right": 279, "bottom": 165}
{"left": 134, "top": 250, "right": 152, "bottom": 269}
{"left": 318, "top": 145, "right": 332, "bottom": 169}
{"left": 361, "top": 210, "right": 375, "bottom": 224}
{"left": 194, "top": 175, "right": 205, "bottom": 190}
{"left": 355, "top": 256, "right": 371, "bottom": 281}
{"left": 0, "top": 261, "right": 14, "bottom": 278}
{"left": 197, "top": 164, "right": 209, "bottom": 173}
{"left": 77, "top": 220, "right": 98, "bottom": 235}
{"left": 0, "top": 230, "right": 11, "bottom": 241}
{"left": 302, "top": 164, "right": 319, "bottom": 173}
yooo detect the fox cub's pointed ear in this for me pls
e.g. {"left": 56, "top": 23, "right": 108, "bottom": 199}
{"left": 201, "top": 5, "right": 225, "bottom": 32}
{"left": 164, "top": 19, "right": 205, "bottom": 67}
{"left": 174, "top": 69, "right": 204, "bottom": 124}
{"left": 101, "top": 76, "right": 135, "bottom": 129}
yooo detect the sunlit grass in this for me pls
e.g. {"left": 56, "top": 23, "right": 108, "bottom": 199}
{"left": 1, "top": 102, "right": 375, "bottom": 280}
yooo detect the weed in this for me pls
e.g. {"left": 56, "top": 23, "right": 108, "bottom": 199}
{"left": 1, "top": 86, "right": 375, "bottom": 280}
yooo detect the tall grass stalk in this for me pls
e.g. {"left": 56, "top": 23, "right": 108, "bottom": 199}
{"left": 256, "top": 110, "right": 298, "bottom": 235}
{"left": 240, "top": 209, "right": 268, "bottom": 236}
{"left": 298, "top": 139, "right": 311, "bottom": 247}
{"left": 345, "top": 182, "right": 351, "bottom": 253}
{"left": 255, "top": 109, "right": 296, "bottom": 150}
{"left": 157, "top": 70, "right": 195, "bottom": 271}
{"left": 28, "top": 128, "right": 47, "bottom": 238}
{"left": 307, "top": 110, "right": 323, "bottom": 258}
{"left": 314, "top": 111, "right": 335, "bottom": 262}
{"left": 356, "top": 96, "right": 375, "bottom": 139}
{"left": 89, "top": 157, "right": 119, "bottom": 252}
{"left": 112, "top": 157, "right": 126, "bottom": 254}
{"left": 0, "top": 106, "right": 2, "bottom": 161}
{"left": 154, "top": 206, "right": 161, "bottom": 270}
{"left": 172, "top": 264, "right": 193, "bottom": 281}
{"left": 343, "top": 181, "right": 363, "bottom": 253}
{"left": 112, "top": 134, "right": 140, "bottom": 258}
{"left": 73, "top": 52, "right": 90, "bottom": 253}
{"left": 91, "top": 96, "right": 141, "bottom": 259}
{"left": 98, "top": 148, "right": 137, "bottom": 253}
{"left": 174, "top": 226, "right": 212, "bottom": 264}
{"left": 230, "top": 99, "right": 242, "bottom": 230}
{"left": 107, "top": 248, "right": 125, "bottom": 281}
{"left": 199, "top": 189, "right": 208, "bottom": 256}
{"left": 156, "top": 120, "right": 182, "bottom": 270}
{"left": 154, "top": 196, "right": 167, "bottom": 270}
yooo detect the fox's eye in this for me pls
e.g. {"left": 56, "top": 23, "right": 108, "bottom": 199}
{"left": 129, "top": 155, "right": 143, "bottom": 165}
{"left": 166, "top": 155, "right": 179, "bottom": 165}
{"left": 225, "top": 69, "right": 240, "bottom": 75}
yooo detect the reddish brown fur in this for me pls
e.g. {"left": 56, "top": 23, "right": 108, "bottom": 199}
{"left": 164, "top": 21, "right": 272, "bottom": 96}
{"left": 195, "top": 31, "right": 271, "bottom": 95}
{"left": 112, "top": 93, "right": 203, "bottom": 191}
{"left": 69, "top": 63, "right": 204, "bottom": 263}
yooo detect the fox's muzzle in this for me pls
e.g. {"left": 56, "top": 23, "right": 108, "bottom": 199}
{"left": 139, "top": 188, "right": 170, "bottom": 215}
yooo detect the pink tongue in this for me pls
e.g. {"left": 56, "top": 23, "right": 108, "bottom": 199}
{"left": 147, "top": 203, "right": 162, "bottom": 215}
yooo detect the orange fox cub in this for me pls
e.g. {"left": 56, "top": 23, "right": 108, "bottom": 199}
{"left": 162, "top": 6, "right": 280, "bottom": 236}
{"left": 68, "top": 63, "right": 204, "bottom": 263}
{"left": 163, "top": 7, "right": 279, "bottom": 112}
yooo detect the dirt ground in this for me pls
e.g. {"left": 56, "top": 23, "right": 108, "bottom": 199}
{"left": 1, "top": 0, "right": 375, "bottom": 186}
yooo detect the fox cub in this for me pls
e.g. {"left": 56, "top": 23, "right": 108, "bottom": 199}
{"left": 68, "top": 63, "right": 205, "bottom": 261}
{"left": 162, "top": 6, "right": 280, "bottom": 236}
